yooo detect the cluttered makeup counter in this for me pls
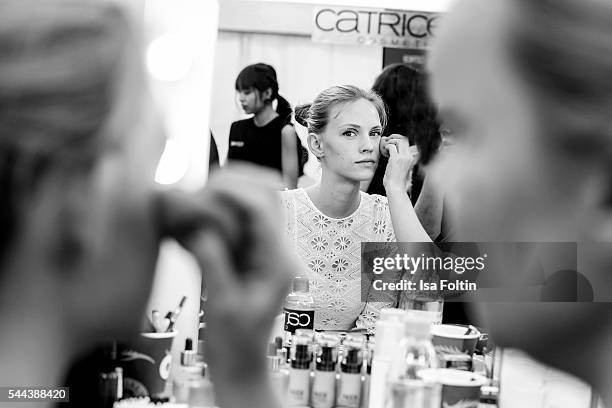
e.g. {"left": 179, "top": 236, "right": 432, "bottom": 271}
{"left": 96, "top": 279, "right": 597, "bottom": 408}
{"left": 110, "top": 349, "right": 593, "bottom": 408}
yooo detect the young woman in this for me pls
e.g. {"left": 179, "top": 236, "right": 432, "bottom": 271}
{"left": 228, "top": 63, "right": 301, "bottom": 188}
{"left": 284, "top": 85, "right": 431, "bottom": 331}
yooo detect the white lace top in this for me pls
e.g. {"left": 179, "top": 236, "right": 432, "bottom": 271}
{"left": 280, "top": 188, "right": 397, "bottom": 332}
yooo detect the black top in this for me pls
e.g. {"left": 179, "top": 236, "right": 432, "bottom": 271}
{"left": 228, "top": 115, "right": 289, "bottom": 173}
{"left": 366, "top": 157, "right": 424, "bottom": 206}
{"left": 209, "top": 131, "right": 220, "bottom": 172}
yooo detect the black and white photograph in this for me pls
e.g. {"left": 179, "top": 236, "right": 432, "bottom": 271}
{"left": 0, "top": 0, "right": 611, "bottom": 407}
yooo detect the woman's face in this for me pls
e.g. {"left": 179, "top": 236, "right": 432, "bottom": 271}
{"left": 315, "top": 98, "right": 383, "bottom": 182}
{"left": 428, "top": 0, "right": 607, "bottom": 362}
{"left": 237, "top": 87, "right": 267, "bottom": 115}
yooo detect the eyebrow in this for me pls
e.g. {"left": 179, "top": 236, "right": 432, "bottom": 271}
{"left": 339, "top": 124, "right": 383, "bottom": 130}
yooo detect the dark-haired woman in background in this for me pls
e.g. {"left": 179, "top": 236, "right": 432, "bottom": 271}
{"left": 228, "top": 63, "right": 301, "bottom": 189}
{"left": 366, "top": 65, "right": 476, "bottom": 325}
{"left": 364, "top": 64, "right": 449, "bottom": 242}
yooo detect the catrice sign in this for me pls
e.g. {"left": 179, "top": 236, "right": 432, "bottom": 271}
{"left": 312, "top": 6, "right": 439, "bottom": 49}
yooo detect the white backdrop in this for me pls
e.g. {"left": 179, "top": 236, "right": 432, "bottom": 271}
{"left": 210, "top": 31, "right": 383, "bottom": 162}
{"left": 251, "top": 0, "right": 453, "bottom": 12}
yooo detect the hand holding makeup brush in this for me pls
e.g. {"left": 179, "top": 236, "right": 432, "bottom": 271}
{"left": 185, "top": 165, "right": 295, "bottom": 408}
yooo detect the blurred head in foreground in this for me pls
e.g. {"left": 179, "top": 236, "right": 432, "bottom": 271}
{"left": 429, "top": 0, "right": 612, "bottom": 397}
{"left": 0, "top": 0, "right": 166, "bottom": 381}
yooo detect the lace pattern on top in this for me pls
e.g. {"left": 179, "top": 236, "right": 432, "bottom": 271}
{"left": 281, "top": 188, "right": 397, "bottom": 331}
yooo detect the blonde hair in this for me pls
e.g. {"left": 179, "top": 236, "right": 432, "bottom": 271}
{"left": 294, "top": 85, "right": 388, "bottom": 136}
{"left": 0, "top": 0, "right": 135, "bottom": 264}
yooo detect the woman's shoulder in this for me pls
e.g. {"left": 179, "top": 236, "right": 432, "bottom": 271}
{"left": 361, "top": 191, "right": 390, "bottom": 210}
{"left": 280, "top": 188, "right": 304, "bottom": 203}
{"left": 280, "top": 188, "right": 308, "bottom": 217}
{"left": 230, "top": 117, "right": 253, "bottom": 129}
{"left": 280, "top": 187, "right": 302, "bottom": 196}
{"left": 229, "top": 118, "right": 253, "bottom": 137}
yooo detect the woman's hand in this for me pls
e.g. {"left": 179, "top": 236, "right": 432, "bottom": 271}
{"left": 382, "top": 135, "right": 419, "bottom": 194}
{"left": 181, "top": 164, "right": 294, "bottom": 408}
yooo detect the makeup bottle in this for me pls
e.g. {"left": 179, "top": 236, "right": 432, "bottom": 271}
{"left": 187, "top": 362, "right": 215, "bottom": 408}
{"left": 369, "top": 319, "right": 404, "bottom": 408}
{"left": 294, "top": 329, "right": 316, "bottom": 370}
{"left": 173, "top": 338, "right": 198, "bottom": 403}
{"left": 275, "top": 336, "right": 288, "bottom": 366}
{"left": 311, "top": 334, "right": 338, "bottom": 408}
{"left": 284, "top": 277, "right": 315, "bottom": 353}
{"left": 98, "top": 341, "right": 122, "bottom": 408}
{"left": 385, "top": 315, "right": 440, "bottom": 408}
{"left": 337, "top": 336, "right": 364, "bottom": 408}
{"left": 98, "top": 371, "right": 120, "bottom": 408}
{"left": 268, "top": 342, "right": 290, "bottom": 403}
{"left": 287, "top": 333, "right": 312, "bottom": 406}
{"left": 361, "top": 344, "right": 372, "bottom": 408}
{"left": 197, "top": 321, "right": 206, "bottom": 363}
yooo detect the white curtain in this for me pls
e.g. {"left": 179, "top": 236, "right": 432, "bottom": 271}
{"left": 210, "top": 31, "right": 383, "bottom": 163}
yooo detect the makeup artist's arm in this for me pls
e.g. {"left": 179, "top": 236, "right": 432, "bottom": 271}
{"left": 186, "top": 166, "right": 293, "bottom": 408}
{"left": 414, "top": 171, "right": 444, "bottom": 241}
{"left": 383, "top": 137, "right": 432, "bottom": 243}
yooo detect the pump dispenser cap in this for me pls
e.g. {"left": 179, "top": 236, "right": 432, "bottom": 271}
{"left": 268, "top": 342, "right": 277, "bottom": 357}
{"left": 341, "top": 348, "right": 362, "bottom": 374}
{"left": 316, "top": 346, "right": 336, "bottom": 371}
{"left": 292, "top": 344, "right": 311, "bottom": 369}
{"left": 292, "top": 276, "right": 310, "bottom": 293}
{"left": 181, "top": 337, "right": 197, "bottom": 366}
{"left": 275, "top": 336, "right": 283, "bottom": 350}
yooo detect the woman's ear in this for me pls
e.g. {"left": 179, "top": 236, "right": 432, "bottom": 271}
{"left": 308, "top": 132, "right": 324, "bottom": 161}
{"left": 262, "top": 87, "right": 273, "bottom": 103}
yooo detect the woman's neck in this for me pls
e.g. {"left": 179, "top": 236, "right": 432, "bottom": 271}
{"left": 253, "top": 104, "right": 278, "bottom": 127}
{"left": 307, "top": 171, "right": 361, "bottom": 218}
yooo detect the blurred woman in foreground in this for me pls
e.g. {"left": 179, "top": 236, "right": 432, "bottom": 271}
{"left": 428, "top": 0, "right": 612, "bottom": 403}
{"left": 0, "top": 2, "right": 293, "bottom": 408}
